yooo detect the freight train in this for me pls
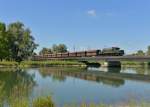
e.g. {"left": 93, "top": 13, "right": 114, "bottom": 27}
{"left": 33, "top": 47, "right": 124, "bottom": 60}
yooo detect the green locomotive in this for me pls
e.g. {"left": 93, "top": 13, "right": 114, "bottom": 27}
{"left": 100, "top": 47, "right": 124, "bottom": 56}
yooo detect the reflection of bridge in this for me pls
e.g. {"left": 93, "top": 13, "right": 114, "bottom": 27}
{"left": 39, "top": 67, "right": 150, "bottom": 87}
{"left": 40, "top": 68, "right": 124, "bottom": 87}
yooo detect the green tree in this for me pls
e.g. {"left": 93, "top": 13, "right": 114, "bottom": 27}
{"left": 58, "top": 44, "right": 67, "bottom": 53}
{"left": 0, "top": 22, "right": 9, "bottom": 60}
{"left": 136, "top": 50, "right": 145, "bottom": 56}
{"left": 52, "top": 44, "right": 67, "bottom": 53}
{"left": 147, "top": 46, "right": 150, "bottom": 56}
{"left": 7, "top": 22, "right": 38, "bottom": 62}
{"left": 39, "top": 48, "right": 52, "bottom": 55}
{"left": 52, "top": 44, "right": 57, "bottom": 53}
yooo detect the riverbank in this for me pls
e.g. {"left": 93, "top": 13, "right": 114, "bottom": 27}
{"left": 0, "top": 61, "right": 87, "bottom": 68}
{"left": 121, "top": 61, "right": 150, "bottom": 67}
{"left": 4, "top": 95, "right": 150, "bottom": 107}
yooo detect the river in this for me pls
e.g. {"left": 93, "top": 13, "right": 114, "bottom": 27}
{"left": 0, "top": 66, "right": 150, "bottom": 106}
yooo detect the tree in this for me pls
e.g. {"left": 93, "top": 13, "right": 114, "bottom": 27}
{"left": 52, "top": 44, "right": 57, "bottom": 53}
{"left": 7, "top": 22, "right": 38, "bottom": 62}
{"left": 52, "top": 44, "right": 67, "bottom": 53}
{"left": 39, "top": 48, "right": 52, "bottom": 55}
{"left": 147, "top": 46, "right": 150, "bottom": 56}
{"left": 57, "top": 44, "right": 67, "bottom": 53}
{"left": 0, "top": 22, "right": 9, "bottom": 60}
{"left": 136, "top": 50, "right": 145, "bottom": 56}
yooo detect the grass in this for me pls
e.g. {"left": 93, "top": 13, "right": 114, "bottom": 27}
{"left": 6, "top": 98, "right": 150, "bottom": 107}
{"left": 6, "top": 96, "right": 55, "bottom": 107}
{"left": 0, "top": 61, "right": 18, "bottom": 67}
{"left": 1, "top": 60, "right": 150, "bottom": 68}
{"left": 121, "top": 61, "right": 149, "bottom": 67}
{"left": 0, "top": 60, "right": 87, "bottom": 68}
{"left": 32, "top": 96, "right": 55, "bottom": 107}
{"left": 64, "top": 101, "right": 150, "bottom": 107}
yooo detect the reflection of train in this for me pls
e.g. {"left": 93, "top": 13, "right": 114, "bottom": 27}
{"left": 39, "top": 67, "right": 125, "bottom": 87}
{"left": 33, "top": 47, "right": 124, "bottom": 60}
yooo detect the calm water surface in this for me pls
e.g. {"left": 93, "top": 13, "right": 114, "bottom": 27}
{"left": 0, "top": 66, "right": 150, "bottom": 106}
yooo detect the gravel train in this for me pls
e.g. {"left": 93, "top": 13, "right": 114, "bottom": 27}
{"left": 33, "top": 47, "right": 124, "bottom": 60}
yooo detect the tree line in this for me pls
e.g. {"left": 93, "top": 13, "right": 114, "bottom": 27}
{"left": 131, "top": 46, "right": 150, "bottom": 56}
{"left": 1, "top": 20, "right": 150, "bottom": 63}
{"left": 0, "top": 21, "right": 38, "bottom": 62}
{"left": 39, "top": 44, "right": 68, "bottom": 55}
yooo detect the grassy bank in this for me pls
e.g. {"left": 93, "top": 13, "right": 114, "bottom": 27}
{"left": 0, "top": 61, "right": 86, "bottom": 68}
{"left": 3, "top": 96, "right": 150, "bottom": 107}
{"left": 121, "top": 61, "right": 149, "bottom": 67}
{"left": 1, "top": 61, "right": 150, "bottom": 68}
{"left": 0, "top": 61, "right": 18, "bottom": 67}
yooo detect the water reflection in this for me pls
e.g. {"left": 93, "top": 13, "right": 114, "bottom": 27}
{"left": 0, "top": 68, "right": 36, "bottom": 106}
{"left": 122, "top": 67, "right": 150, "bottom": 75}
{"left": 39, "top": 67, "right": 125, "bottom": 87}
{"left": 0, "top": 67, "right": 150, "bottom": 106}
{"left": 88, "top": 66, "right": 121, "bottom": 73}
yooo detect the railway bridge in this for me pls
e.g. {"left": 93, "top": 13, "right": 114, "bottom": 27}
{"left": 34, "top": 56, "right": 150, "bottom": 67}
{"left": 66, "top": 56, "right": 150, "bottom": 67}
{"left": 59, "top": 56, "right": 150, "bottom": 62}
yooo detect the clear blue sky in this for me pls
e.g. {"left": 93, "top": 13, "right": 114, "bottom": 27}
{"left": 0, "top": 0, "right": 150, "bottom": 54}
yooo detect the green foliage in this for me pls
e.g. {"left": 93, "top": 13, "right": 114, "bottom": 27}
{"left": 0, "top": 61, "right": 86, "bottom": 67}
{"left": 21, "top": 61, "right": 86, "bottom": 67}
{"left": 132, "top": 50, "right": 145, "bottom": 56}
{"left": 147, "top": 46, "right": 150, "bottom": 56}
{"left": 39, "top": 48, "right": 52, "bottom": 55}
{"left": 0, "top": 21, "right": 38, "bottom": 63}
{"left": 0, "top": 22, "right": 10, "bottom": 60}
{"left": 39, "top": 44, "right": 68, "bottom": 55}
{"left": 136, "top": 50, "right": 145, "bottom": 56}
{"left": 9, "top": 98, "right": 29, "bottom": 107}
{"left": 52, "top": 44, "right": 67, "bottom": 53}
{"left": 0, "top": 61, "right": 18, "bottom": 67}
{"left": 32, "top": 96, "right": 55, "bottom": 107}
{"left": 7, "top": 22, "right": 38, "bottom": 62}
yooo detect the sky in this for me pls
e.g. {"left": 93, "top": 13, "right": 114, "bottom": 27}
{"left": 0, "top": 0, "right": 150, "bottom": 54}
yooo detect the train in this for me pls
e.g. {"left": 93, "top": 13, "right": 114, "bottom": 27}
{"left": 33, "top": 47, "right": 124, "bottom": 60}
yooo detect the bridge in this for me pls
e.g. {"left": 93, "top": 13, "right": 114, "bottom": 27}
{"left": 53, "top": 56, "right": 150, "bottom": 62}
{"left": 33, "top": 55, "right": 150, "bottom": 67}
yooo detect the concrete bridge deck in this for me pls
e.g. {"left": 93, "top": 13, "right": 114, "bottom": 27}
{"left": 44, "top": 56, "right": 150, "bottom": 62}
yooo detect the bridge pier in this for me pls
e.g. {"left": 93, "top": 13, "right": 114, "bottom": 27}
{"left": 102, "top": 61, "right": 121, "bottom": 67}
